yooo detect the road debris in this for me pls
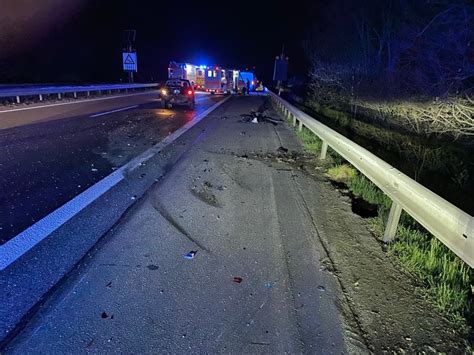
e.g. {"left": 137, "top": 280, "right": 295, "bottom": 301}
{"left": 233, "top": 276, "right": 243, "bottom": 284}
{"left": 277, "top": 146, "right": 289, "bottom": 153}
{"left": 147, "top": 264, "right": 159, "bottom": 270}
{"left": 101, "top": 311, "right": 110, "bottom": 319}
{"left": 184, "top": 251, "right": 197, "bottom": 259}
{"left": 264, "top": 282, "right": 273, "bottom": 289}
{"left": 106, "top": 281, "right": 112, "bottom": 288}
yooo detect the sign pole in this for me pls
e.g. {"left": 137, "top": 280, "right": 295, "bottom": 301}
{"left": 128, "top": 43, "right": 134, "bottom": 84}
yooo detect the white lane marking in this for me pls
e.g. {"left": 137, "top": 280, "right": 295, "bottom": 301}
{"left": 89, "top": 105, "right": 139, "bottom": 118}
{"left": 0, "top": 91, "right": 157, "bottom": 114}
{"left": 0, "top": 96, "right": 231, "bottom": 271}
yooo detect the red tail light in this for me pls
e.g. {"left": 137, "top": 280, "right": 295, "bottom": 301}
{"left": 187, "top": 90, "right": 193, "bottom": 95}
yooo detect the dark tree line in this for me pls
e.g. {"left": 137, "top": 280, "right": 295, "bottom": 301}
{"left": 303, "top": 0, "right": 473, "bottom": 100}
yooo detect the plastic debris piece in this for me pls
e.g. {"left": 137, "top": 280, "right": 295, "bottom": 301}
{"left": 106, "top": 281, "right": 112, "bottom": 288}
{"left": 233, "top": 276, "right": 243, "bottom": 284}
{"left": 251, "top": 117, "right": 258, "bottom": 124}
{"left": 91, "top": 168, "right": 98, "bottom": 172}
{"left": 277, "top": 146, "right": 288, "bottom": 153}
{"left": 317, "top": 285, "right": 326, "bottom": 291}
{"left": 264, "top": 282, "right": 273, "bottom": 289}
{"left": 101, "top": 312, "right": 109, "bottom": 319}
{"left": 184, "top": 250, "right": 197, "bottom": 259}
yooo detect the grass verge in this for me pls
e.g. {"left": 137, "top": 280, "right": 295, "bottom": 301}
{"left": 287, "top": 108, "right": 473, "bottom": 334}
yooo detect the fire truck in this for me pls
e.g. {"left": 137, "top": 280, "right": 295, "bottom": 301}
{"left": 195, "top": 65, "right": 206, "bottom": 91}
{"left": 168, "top": 62, "right": 197, "bottom": 88}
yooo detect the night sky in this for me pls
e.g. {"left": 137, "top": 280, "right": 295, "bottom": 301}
{"left": 0, "top": 0, "right": 313, "bottom": 84}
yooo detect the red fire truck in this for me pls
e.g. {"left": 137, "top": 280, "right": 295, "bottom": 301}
{"left": 168, "top": 62, "right": 197, "bottom": 88}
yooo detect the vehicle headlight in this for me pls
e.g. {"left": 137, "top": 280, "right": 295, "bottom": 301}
{"left": 161, "top": 89, "right": 168, "bottom": 96}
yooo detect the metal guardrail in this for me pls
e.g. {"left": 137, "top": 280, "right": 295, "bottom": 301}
{"left": 0, "top": 83, "right": 158, "bottom": 103}
{"left": 269, "top": 91, "right": 474, "bottom": 268}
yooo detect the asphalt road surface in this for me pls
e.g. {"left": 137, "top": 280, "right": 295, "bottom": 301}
{"left": 0, "top": 91, "right": 224, "bottom": 244}
{"left": 2, "top": 95, "right": 464, "bottom": 353}
{"left": 5, "top": 96, "right": 351, "bottom": 354}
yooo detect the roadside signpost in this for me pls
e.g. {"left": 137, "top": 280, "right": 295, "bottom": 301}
{"left": 273, "top": 48, "right": 289, "bottom": 95}
{"left": 122, "top": 29, "right": 137, "bottom": 83}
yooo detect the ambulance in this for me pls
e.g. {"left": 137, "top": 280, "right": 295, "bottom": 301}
{"left": 204, "top": 66, "right": 226, "bottom": 94}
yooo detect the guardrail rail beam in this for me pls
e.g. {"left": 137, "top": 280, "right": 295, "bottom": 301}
{"left": 268, "top": 90, "right": 474, "bottom": 268}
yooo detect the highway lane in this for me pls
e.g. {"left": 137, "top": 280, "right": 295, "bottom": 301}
{"left": 0, "top": 92, "right": 225, "bottom": 244}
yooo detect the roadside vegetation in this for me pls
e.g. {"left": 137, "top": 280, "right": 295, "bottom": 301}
{"left": 284, "top": 0, "right": 474, "bottom": 337}
{"left": 293, "top": 124, "right": 473, "bottom": 334}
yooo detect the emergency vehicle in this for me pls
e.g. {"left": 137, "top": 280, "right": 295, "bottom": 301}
{"left": 239, "top": 71, "right": 256, "bottom": 92}
{"left": 195, "top": 66, "right": 206, "bottom": 91}
{"left": 168, "top": 62, "right": 197, "bottom": 88}
{"left": 204, "top": 66, "right": 226, "bottom": 94}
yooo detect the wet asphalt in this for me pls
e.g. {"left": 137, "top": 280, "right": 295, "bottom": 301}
{"left": 0, "top": 92, "right": 224, "bottom": 244}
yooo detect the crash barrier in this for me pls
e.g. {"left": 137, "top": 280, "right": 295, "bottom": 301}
{"left": 0, "top": 83, "right": 159, "bottom": 104}
{"left": 269, "top": 91, "right": 474, "bottom": 268}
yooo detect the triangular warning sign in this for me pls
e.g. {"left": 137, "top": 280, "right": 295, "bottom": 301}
{"left": 124, "top": 55, "right": 135, "bottom": 64}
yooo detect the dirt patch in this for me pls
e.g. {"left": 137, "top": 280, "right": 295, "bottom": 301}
{"left": 190, "top": 181, "right": 221, "bottom": 208}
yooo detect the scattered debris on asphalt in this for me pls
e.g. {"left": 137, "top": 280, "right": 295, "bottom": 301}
{"left": 233, "top": 276, "right": 243, "bottom": 284}
{"left": 264, "top": 282, "right": 273, "bottom": 289}
{"left": 240, "top": 109, "right": 282, "bottom": 126}
{"left": 147, "top": 264, "right": 159, "bottom": 270}
{"left": 184, "top": 251, "right": 197, "bottom": 259}
{"left": 106, "top": 281, "right": 112, "bottom": 288}
{"left": 277, "top": 146, "right": 289, "bottom": 153}
{"left": 101, "top": 312, "right": 110, "bottom": 319}
{"left": 317, "top": 285, "right": 326, "bottom": 291}
{"left": 91, "top": 168, "right": 98, "bottom": 172}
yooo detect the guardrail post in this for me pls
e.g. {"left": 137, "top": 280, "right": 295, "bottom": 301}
{"left": 320, "top": 141, "right": 328, "bottom": 159}
{"left": 87, "top": 91, "right": 90, "bottom": 97}
{"left": 16, "top": 96, "right": 20, "bottom": 104}
{"left": 298, "top": 119, "right": 303, "bottom": 132}
{"left": 39, "top": 94, "right": 43, "bottom": 101}
{"left": 57, "top": 93, "right": 62, "bottom": 100}
{"left": 109, "top": 90, "right": 112, "bottom": 94}
{"left": 73, "top": 92, "right": 77, "bottom": 99}
{"left": 98, "top": 90, "right": 101, "bottom": 95}
{"left": 383, "top": 201, "right": 402, "bottom": 242}
{"left": 292, "top": 114, "right": 296, "bottom": 127}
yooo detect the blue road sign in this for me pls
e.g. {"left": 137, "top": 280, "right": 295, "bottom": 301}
{"left": 123, "top": 52, "right": 138, "bottom": 72}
